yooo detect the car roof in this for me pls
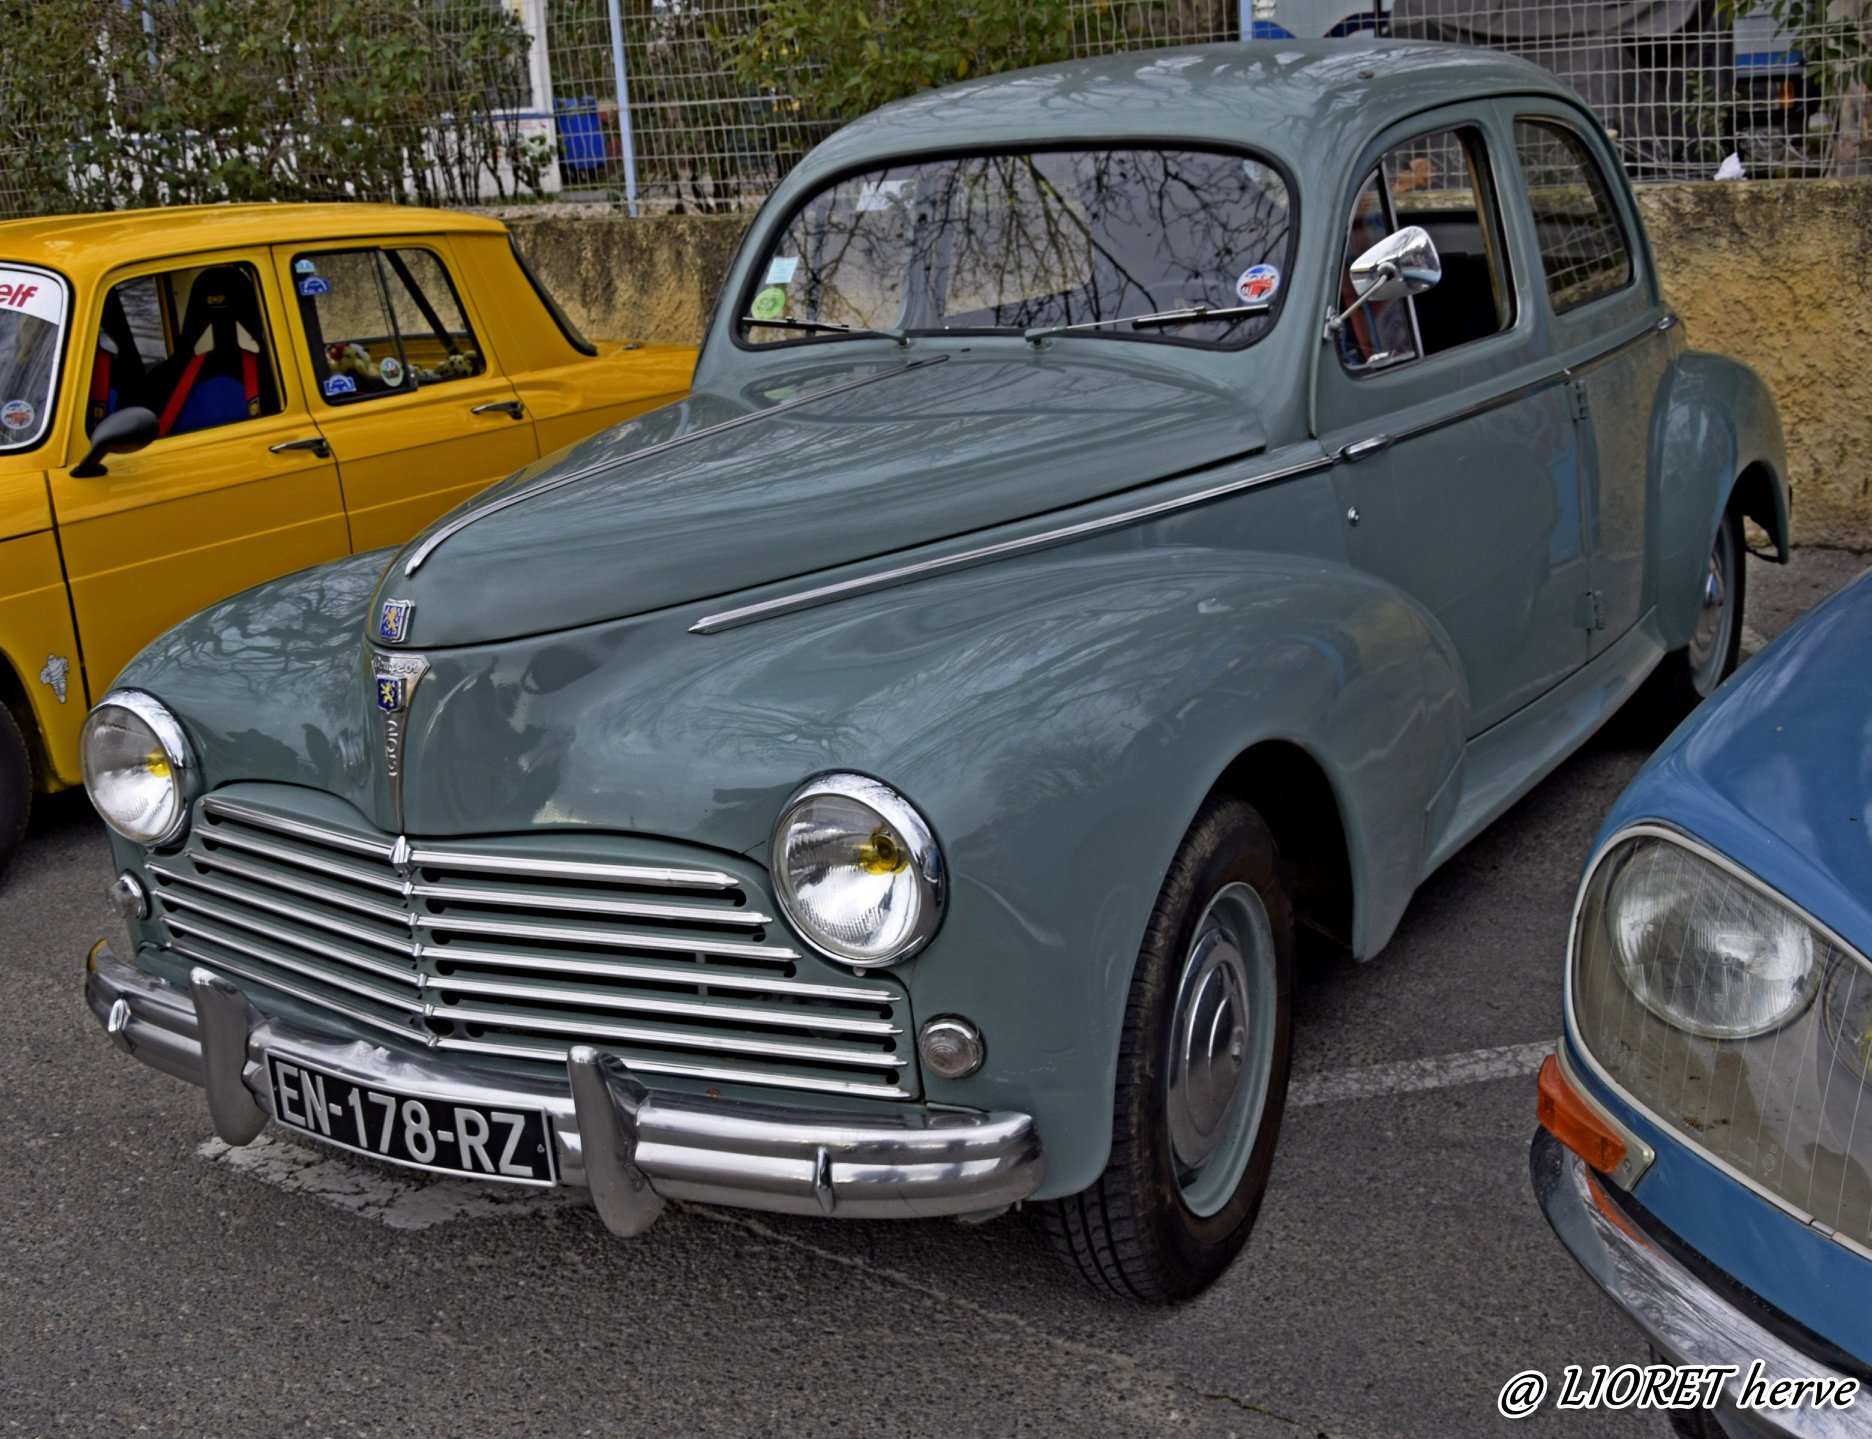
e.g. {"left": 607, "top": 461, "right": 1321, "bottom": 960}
{"left": 0, "top": 202, "right": 507, "bottom": 278}
{"left": 794, "top": 39, "right": 1585, "bottom": 184}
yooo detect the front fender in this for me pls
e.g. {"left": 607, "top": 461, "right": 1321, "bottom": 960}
{"left": 115, "top": 549, "right": 392, "bottom": 809}
{"left": 1652, "top": 350, "right": 1790, "bottom": 648}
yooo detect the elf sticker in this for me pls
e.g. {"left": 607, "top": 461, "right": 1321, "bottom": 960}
{"left": 0, "top": 268, "right": 63, "bottom": 326}
{"left": 380, "top": 356, "right": 405, "bottom": 387}
{"left": 750, "top": 286, "right": 788, "bottom": 322}
{"left": 1235, "top": 264, "right": 1280, "bottom": 304}
{"left": 0, "top": 398, "right": 34, "bottom": 431}
{"left": 298, "top": 276, "right": 331, "bottom": 297}
{"left": 323, "top": 374, "right": 357, "bottom": 398}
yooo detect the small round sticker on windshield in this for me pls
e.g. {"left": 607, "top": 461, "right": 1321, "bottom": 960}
{"left": 380, "top": 356, "right": 404, "bottom": 387}
{"left": 0, "top": 398, "right": 34, "bottom": 431}
{"left": 750, "top": 286, "right": 788, "bottom": 322}
{"left": 1236, "top": 264, "right": 1280, "bottom": 305}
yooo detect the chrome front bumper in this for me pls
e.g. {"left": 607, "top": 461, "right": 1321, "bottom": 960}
{"left": 1531, "top": 1130, "right": 1864, "bottom": 1439}
{"left": 87, "top": 942, "right": 1043, "bottom": 1231}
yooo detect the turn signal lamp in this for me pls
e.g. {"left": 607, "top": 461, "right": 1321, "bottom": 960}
{"left": 1536, "top": 1052, "right": 1627, "bottom": 1176}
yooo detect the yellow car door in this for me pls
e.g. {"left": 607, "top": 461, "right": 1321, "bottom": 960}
{"left": 49, "top": 252, "right": 349, "bottom": 695}
{"left": 448, "top": 232, "right": 695, "bottom": 457}
{"left": 272, "top": 240, "right": 540, "bottom": 554}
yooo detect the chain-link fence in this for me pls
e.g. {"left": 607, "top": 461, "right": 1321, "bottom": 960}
{"left": 1388, "top": 0, "right": 1872, "bottom": 180}
{"left": 0, "top": 0, "right": 1868, "bottom": 223}
{"left": 530, "top": 0, "right": 1872, "bottom": 209}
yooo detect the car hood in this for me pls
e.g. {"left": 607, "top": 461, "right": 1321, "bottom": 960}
{"left": 375, "top": 349, "right": 1265, "bottom": 648}
{"left": 1603, "top": 567, "right": 1872, "bottom": 947}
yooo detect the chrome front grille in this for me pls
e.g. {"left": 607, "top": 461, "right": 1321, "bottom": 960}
{"left": 146, "top": 790, "right": 914, "bottom": 1099}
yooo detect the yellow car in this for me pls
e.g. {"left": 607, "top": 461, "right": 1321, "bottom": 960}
{"left": 0, "top": 203, "right": 694, "bottom": 871}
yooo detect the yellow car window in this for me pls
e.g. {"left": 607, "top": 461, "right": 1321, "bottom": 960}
{"left": 295, "top": 248, "right": 484, "bottom": 404}
{"left": 92, "top": 263, "right": 283, "bottom": 439}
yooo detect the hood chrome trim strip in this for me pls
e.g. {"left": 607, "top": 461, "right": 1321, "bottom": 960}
{"left": 690, "top": 449, "right": 1330, "bottom": 634}
{"left": 401, "top": 355, "right": 952, "bottom": 577}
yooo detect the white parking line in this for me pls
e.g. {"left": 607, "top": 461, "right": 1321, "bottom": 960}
{"left": 1289, "top": 1039, "right": 1552, "bottom": 1108}
{"left": 198, "top": 1135, "right": 578, "bottom": 1230}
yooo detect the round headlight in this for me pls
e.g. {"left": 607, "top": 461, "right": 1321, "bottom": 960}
{"left": 80, "top": 690, "right": 197, "bottom": 847}
{"left": 1605, "top": 838, "right": 1820, "bottom": 1038}
{"left": 771, "top": 774, "right": 944, "bottom": 967}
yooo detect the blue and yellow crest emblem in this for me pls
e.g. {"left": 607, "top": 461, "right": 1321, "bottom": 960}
{"left": 376, "top": 675, "right": 408, "bottom": 713}
{"left": 376, "top": 598, "right": 414, "bottom": 645}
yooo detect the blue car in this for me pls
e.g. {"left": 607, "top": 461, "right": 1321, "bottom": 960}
{"left": 1534, "top": 568, "right": 1872, "bottom": 1435}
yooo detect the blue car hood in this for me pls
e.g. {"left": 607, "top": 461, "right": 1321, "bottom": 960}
{"left": 1603, "top": 567, "right": 1872, "bottom": 965}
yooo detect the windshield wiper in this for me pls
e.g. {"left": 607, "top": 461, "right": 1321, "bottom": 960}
{"left": 1023, "top": 302, "right": 1271, "bottom": 345}
{"left": 742, "top": 316, "right": 908, "bottom": 345}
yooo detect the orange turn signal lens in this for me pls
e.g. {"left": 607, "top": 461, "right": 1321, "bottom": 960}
{"left": 1537, "top": 1052, "right": 1628, "bottom": 1175}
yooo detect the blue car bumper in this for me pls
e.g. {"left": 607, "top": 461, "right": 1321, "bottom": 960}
{"left": 1532, "top": 1131, "right": 1866, "bottom": 1439}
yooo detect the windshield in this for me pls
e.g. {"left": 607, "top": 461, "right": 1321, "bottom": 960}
{"left": 0, "top": 265, "right": 66, "bottom": 452}
{"left": 741, "top": 147, "right": 1295, "bottom": 348}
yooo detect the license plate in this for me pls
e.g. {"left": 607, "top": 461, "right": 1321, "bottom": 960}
{"left": 266, "top": 1054, "right": 558, "bottom": 1186}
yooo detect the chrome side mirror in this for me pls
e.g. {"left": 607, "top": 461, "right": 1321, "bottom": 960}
{"left": 1327, "top": 225, "right": 1441, "bottom": 335}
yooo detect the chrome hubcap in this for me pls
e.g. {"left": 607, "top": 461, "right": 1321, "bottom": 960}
{"left": 1166, "top": 883, "right": 1277, "bottom": 1216}
{"left": 1685, "top": 522, "right": 1736, "bottom": 696}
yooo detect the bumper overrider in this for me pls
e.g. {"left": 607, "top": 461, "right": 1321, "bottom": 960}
{"left": 1532, "top": 1130, "right": 1863, "bottom": 1439}
{"left": 87, "top": 942, "right": 1044, "bottom": 1231}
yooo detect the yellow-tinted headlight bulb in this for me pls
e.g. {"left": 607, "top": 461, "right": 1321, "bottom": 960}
{"left": 146, "top": 752, "right": 171, "bottom": 779}
{"left": 856, "top": 829, "right": 908, "bottom": 875}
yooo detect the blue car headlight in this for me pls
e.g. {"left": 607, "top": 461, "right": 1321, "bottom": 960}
{"left": 1571, "top": 826, "right": 1872, "bottom": 1257}
{"left": 1601, "top": 836, "right": 1821, "bottom": 1039}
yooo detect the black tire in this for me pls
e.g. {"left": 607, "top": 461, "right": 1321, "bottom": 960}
{"left": 1039, "top": 794, "right": 1294, "bottom": 1303}
{"left": 1645, "top": 503, "right": 1746, "bottom": 724}
{"left": 0, "top": 702, "right": 30, "bottom": 881}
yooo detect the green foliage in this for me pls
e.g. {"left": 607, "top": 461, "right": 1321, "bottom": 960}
{"left": 0, "top": 0, "right": 541, "bottom": 219}
{"left": 723, "top": 0, "right": 1083, "bottom": 126}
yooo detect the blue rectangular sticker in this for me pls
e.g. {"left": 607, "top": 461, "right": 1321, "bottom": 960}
{"left": 298, "top": 276, "right": 331, "bottom": 297}
{"left": 323, "top": 374, "right": 356, "bottom": 397}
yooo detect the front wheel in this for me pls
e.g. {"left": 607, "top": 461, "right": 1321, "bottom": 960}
{"left": 1645, "top": 504, "right": 1746, "bottom": 722}
{"left": 1038, "top": 795, "right": 1294, "bottom": 1303}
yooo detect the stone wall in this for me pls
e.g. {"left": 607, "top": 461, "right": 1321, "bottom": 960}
{"left": 1635, "top": 181, "right": 1870, "bottom": 550}
{"left": 504, "top": 179, "right": 1871, "bottom": 548}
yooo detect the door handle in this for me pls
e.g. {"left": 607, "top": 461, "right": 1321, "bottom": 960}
{"left": 472, "top": 400, "right": 526, "bottom": 421}
{"left": 270, "top": 436, "right": 331, "bottom": 459}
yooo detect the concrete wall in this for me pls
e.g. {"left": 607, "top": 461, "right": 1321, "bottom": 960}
{"left": 1636, "top": 181, "right": 1869, "bottom": 550}
{"left": 505, "top": 179, "right": 1871, "bottom": 547}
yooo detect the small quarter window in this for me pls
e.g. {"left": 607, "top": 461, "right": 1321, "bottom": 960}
{"left": 1337, "top": 126, "right": 1512, "bottom": 372}
{"left": 294, "top": 248, "right": 485, "bottom": 405}
{"left": 1513, "top": 120, "right": 1633, "bottom": 314}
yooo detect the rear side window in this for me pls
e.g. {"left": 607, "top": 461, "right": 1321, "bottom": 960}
{"left": 1512, "top": 120, "right": 1634, "bottom": 314}
{"left": 293, "top": 248, "right": 486, "bottom": 405}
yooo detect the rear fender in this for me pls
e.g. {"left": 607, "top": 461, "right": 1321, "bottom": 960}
{"left": 1652, "top": 351, "right": 1790, "bottom": 648}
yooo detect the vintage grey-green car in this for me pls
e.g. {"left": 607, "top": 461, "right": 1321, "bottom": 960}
{"left": 80, "top": 41, "right": 1789, "bottom": 1301}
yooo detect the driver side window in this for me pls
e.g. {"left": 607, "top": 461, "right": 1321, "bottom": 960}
{"left": 88, "top": 264, "right": 283, "bottom": 439}
{"left": 1337, "top": 125, "right": 1513, "bottom": 373}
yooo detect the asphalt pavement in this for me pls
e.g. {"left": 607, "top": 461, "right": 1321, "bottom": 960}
{"left": 2, "top": 548, "right": 1865, "bottom": 1439}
